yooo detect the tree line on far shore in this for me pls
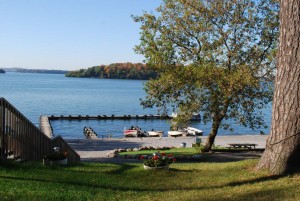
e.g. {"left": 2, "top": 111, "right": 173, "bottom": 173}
{"left": 65, "top": 62, "right": 157, "bottom": 80}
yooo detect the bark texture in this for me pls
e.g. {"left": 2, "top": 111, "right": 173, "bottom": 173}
{"left": 257, "top": 0, "right": 300, "bottom": 174}
{"left": 203, "top": 118, "right": 221, "bottom": 152}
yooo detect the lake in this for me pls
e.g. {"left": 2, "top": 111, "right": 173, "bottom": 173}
{"left": 0, "top": 72, "right": 272, "bottom": 139}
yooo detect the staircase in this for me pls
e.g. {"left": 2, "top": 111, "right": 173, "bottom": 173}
{"left": 0, "top": 97, "right": 80, "bottom": 163}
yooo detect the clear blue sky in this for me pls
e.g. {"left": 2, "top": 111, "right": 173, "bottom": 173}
{"left": 0, "top": 0, "right": 162, "bottom": 70}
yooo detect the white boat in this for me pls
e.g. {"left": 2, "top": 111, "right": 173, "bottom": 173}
{"left": 168, "top": 130, "right": 187, "bottom": 137}
{"left": 185, "top": 127, "right": 203, "bottom": 136}
{"left": 147, "top": 130, "right": 164, "bottom": 137}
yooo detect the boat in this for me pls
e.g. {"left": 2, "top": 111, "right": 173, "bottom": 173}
{"left": 124, "top": 126, "right": 149, "bottom": 137}
{"left": 124, "top": 129, "right": 138, "bottom": 137}
{"left": 185, "top": 127, "right": 203, "bottom": 136}
{"left": 168, "top": 130, "right": 187, "bottom": 137}
{"left": 147, "top": 130, "right": 164, "bottom": 137}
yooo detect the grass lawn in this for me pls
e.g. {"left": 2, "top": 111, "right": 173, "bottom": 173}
{"left": 119, "top": 147, "right": 199, "bottom": 156}
{"left": 0, "top": 159, "right": 299, "bottom": 201}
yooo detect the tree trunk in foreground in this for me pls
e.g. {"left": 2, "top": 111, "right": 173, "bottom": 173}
{"left": 203, "top": 119, "right": 221, "bottom": 152}
{"left": 257, "top": 0, "right": 300, "bottom": 175}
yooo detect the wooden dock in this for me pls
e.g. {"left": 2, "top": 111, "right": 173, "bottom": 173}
{"left": 83, "top": 127, "right": 98, "bottom": 139}
{"left": 39, "top": 115, "right": 53, "bottom": 138}
{"left": 48, "top": 114, "right": 174, "bottom": 120}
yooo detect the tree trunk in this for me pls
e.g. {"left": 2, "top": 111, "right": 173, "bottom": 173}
{"left": 256, "top": 0, "right": 300, "bottom": 175}
{"left": 203, "top": 119, "right": 221, "bottom": 152}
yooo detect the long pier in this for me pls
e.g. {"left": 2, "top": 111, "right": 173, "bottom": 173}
{"left": 48, "top": 114, "right": 174, "bottom": 121}
{"left": 39, "top": 115, "right": 53, "bottom": 138}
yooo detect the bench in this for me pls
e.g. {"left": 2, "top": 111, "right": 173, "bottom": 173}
{"left": 228, "top": 143, "right": 257, "bottom": 149}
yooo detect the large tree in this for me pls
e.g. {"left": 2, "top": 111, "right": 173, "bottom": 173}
{"left": 257, "top": 0, "right": 300, "bottom": 175}
{"left": 134, "top": 0, "right": 279, "bottom": 151}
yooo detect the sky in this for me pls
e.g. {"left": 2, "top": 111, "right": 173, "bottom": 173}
{"left": 0, "top": 0, "right": 162, "bottom": 70}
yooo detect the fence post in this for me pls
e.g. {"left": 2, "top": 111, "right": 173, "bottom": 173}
{"left": 0, "top": 98, "right": 6, "bottom": 158}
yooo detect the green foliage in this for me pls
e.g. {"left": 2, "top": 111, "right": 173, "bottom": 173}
{"left": 134, "top": 0, "right": 279, "bottom": 150}
{"left": 65, "top": 62, "right": 157, "bottom": 80}
{"left": 193, "top": 142, "right": 205, "bottom": 153}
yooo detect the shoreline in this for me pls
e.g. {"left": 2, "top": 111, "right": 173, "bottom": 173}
{"left": 65, "top": 135, "right": 268, "bottom": 162}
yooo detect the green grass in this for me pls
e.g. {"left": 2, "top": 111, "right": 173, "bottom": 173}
{"left": 118, "top": 147, "right": 253, "bottom": 157}
{"left": 119, "top": 148, "right": 199, "bottom": 156}
{"left": 0, "top": 159, "right": 299, "bottom": 201}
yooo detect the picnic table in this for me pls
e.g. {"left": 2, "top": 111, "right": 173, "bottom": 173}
{"left": 228, "top": 143, "right": 257, "bottom": 149}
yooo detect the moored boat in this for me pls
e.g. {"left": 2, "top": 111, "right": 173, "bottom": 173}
{"left": 185, "top": 127, "right": 203, "bottom": 136}
{"left": 147, "top": 130, "right": 164, "bottom": 137}
{"left": 124, "top": 129, "right": 138, "bottom": 137}
{"left": 168, "top": 130, "right": 187, "bottom": 137}
{"left": 124, "top": 126, "right": 149, "bottom": 137}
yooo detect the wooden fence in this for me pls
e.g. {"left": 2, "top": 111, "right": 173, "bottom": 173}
{"left": 0, "top": 97, "right": 80, "bottom": 163}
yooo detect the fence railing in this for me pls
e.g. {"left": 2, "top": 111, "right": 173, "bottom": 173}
{"left": 0, "top": 97, "right": 80, "bottom": 163}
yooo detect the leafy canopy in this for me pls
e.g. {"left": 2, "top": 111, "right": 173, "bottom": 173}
{"left": 134, "top": 0, "right": 278, "bottom": 134}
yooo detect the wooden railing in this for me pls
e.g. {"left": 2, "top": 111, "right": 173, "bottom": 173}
{"left": 0, "top": 97, "right": 80, "bottom": 163}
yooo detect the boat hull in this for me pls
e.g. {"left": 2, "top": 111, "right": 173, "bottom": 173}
{"left": 148, "top": 131, "right": 164, "bottom": 137}
{"left": 168, "top": 130, "right": 187, "bottom": 137}
{"left": 185, "top": 127, "right": 203, "bottom": 136}
{"left": 124, "top": 130, "right": 138, "bottom": 137}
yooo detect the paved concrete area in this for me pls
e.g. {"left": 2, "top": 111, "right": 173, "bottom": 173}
{"left": 65, "top": 135, "right": 268, "bottom": 162}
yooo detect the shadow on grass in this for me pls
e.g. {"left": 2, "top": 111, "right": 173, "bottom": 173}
{"left": 0, "top": 159, "right": 45, "bottom": 171}
{"left": 0, "top": 159, "right": 296, "bottom": 200}
{"left": 197, "top": 151, "right": 263, "bottom": 163}
{"left": 169, "top": 168, "right": 194, "bottom": 172}
{"left": 226, "top": 174, "right": 283, "bottom": 187}
{"left": 65, "top": 139, "right": 148, "bottom": 152}
{"left": 0, "top": 174, "right": 164, "bottom": 193}
{"left": 107, "top": 163, "right": 137, "bottom": 175}
{"left": 0, "top": 173, "right": 285, "bottom": 193}
{"left": 200, "top": 185, "right": 293, "bottom": 201}
{"left": 1, "top": 173, "right": 294, "bottom": 201}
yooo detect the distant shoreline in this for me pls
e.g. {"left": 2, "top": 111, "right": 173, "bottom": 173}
{"left": 2, "top": 67, "right": 68, "bottom": 74}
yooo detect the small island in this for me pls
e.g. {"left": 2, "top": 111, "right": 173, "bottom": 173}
{"left": 0, "top": 69, "right": 5, "bottom": 73}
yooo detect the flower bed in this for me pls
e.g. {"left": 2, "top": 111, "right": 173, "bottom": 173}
{"left": 140, "top": 152, "right": 176, "bottom": 170}
{"left": 43, "top": 147, "right": 68, "bottom": 165}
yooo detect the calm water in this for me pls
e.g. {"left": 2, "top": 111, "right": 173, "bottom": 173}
{"left": 0, "top": 72, "right": 272, "bottom": 139}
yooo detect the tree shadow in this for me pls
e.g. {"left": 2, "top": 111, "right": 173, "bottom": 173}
{"left": 1, "top": 160, "right": 297, "bottom": 201}
{"left": 226, "top": 174, "right": 283, "bottom": 187}
{"left": 107, "top": 163, "right": 138, "bottom": 175}
{"left": 198, "top": 151, "right": 263, "bottom": 163}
